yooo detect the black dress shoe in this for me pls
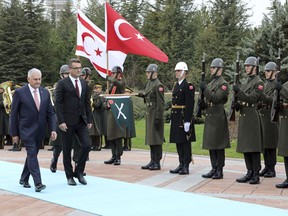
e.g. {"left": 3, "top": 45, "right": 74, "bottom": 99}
{"left": 212, "top": 171, "right": 223, "bottom": 179}
{"left": 149, "top": 163, "right": 161, "bottom": 170}
{"left": 76, "top": 174, "right": 87, "bottom": 185}
{"left": 50, "top": 158, "right": 57, "bottom": 173}
{"left": 141, "top": 161, "right": 154, "bottom": 170}
{"left": 264, "top": 171, "right": 276, "bottom": 178}
{"left": 114, "top": 159, "right": 121, "bottom": 165}
{"left": 35, "top": 183, "right": 46, "bottom": 192}
{"left": 170, "top": 164, "right": 183, "bottom": 174}
{"left": 276, "top": 180, "right": 288, "bottom": 188}
{"left": 19, "top": 180, "right": 31, "bottom": 188}
{"left": 67, "top": 178, "right": 77, "bottom": 186}
{"left": 249, "top": 176, "right": 260, "bottom": 184}
{"left": 104, "top": 157, "right": 116, "bottom": 164}
{"left": 259, "top": 167, "right": 268, "bottom": 177}
{"left": 178, "top": 166, "right": 189, "bottom": 175}
{"left": 202, "top": 169, "right": 216, "bottom": 178}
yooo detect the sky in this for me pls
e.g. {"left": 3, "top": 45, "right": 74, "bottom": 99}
{"left": 194, "top": 0, "right": 286, "bottom": 27}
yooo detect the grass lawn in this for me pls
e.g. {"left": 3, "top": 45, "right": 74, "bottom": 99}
{"left": 132, "top": 119, "right": 283, "bottom": 162}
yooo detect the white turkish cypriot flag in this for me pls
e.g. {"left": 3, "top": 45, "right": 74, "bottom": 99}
{"left": 76, "top": 10, "right": 127, "bottom": 78}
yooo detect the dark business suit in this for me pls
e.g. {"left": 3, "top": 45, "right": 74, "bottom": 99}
{"left": 10, "top": 85, "right": 56, "bottom": 185}
{"left": 55, "top": 77, "right": 92, "bottom": 179}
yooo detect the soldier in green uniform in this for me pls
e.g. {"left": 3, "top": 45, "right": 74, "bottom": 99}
{"left": 274, "top": 79, "right": 288, "bottom": 188}
{"left": 258, "top": 62, "right": 278, "bottom": 178}
{"left": 104, "top": 66, "right": 126, "bottom": 165}
{"left": 0, "top": 86, "right": 9, "bottom": 149}
{"left": 169, "top": 62, "right": 196, "bottom": 175}
{"left": 233, "top": 56, "right": 264, "bottom": 184}
{"left": 138, "top": 64, "right": 165, "bottom": 170}
{"left": 200, "top": 58, "right": 230, "bottom": 179}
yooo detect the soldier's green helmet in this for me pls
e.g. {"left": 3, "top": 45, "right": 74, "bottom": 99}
{"left": 111, "top": 66, "right": 123, "bottom": 73}
{"left": 211, "top": 58, "right": 224, "bottom": 68}
{"left": 146, "top": 64, "right": 158, "bottom": 72}
{"left": 264, "top": 62, "right": 277, "bottom": 71}
{"left": 82, "top": 67, "right": 91, "bottom": 75}
{"left": 59, "top": 64, "right": 69, "bottom": 74}
{"left": 244, "top": 56, "right": 258, "bottom": 66}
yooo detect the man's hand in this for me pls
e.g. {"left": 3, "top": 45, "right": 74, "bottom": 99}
{"left": 233, "top": 84, "right": 240, "bottom": 93}
{"left": 87, "top": 123, "right": 92, "bottom": 129}
{"left": 184, "top": 122, "right": 190, "bottom": 132}
{"left": 59, "top": 123, "right": 68, "bottom": 132}
{"left": 50, "top": 131, "right": 57, "bottom": 141}
{"left": 200, "top": 81, "right": 207, "bottom": 91}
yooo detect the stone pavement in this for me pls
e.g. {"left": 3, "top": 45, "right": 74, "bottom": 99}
{"left": 0, "top": 146, "right": 288, "bottom": 216}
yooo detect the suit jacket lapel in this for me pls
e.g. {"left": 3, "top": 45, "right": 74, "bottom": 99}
{"left": 24, "top": 85, "right": 38, "bottom": 111}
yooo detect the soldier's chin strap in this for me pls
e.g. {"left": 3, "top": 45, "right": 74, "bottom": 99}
{"left": 149, "top": 71, "right": 155, "bottom": 80}
{"left": 211, "top": 67, "right": 220, "bottom": 77}
{"left": 268, "top": 71, "right": 275, "bottom": 81}
{"left": 248, "top": 66, "right": 255, "bottom": 76}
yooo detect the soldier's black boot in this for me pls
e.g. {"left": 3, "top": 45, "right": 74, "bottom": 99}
{"left": 178, "top": 164, "right": 189, "bottom": 175}
{"left": 50, "top": 157, "right": 58, "bottom": 173}
{"left": 104, "top": 156, "right": 116, "bottom": 164}
{"left": 202, "top": 167, "right": 216, "bottom": 178}
{"left": 113, "top": 156, "right": 121, "bottom": 165}
{"left": 149, "top": 162, "right": 161, "bottom": 170}
{"left": 170, "top": 163, "right": 183, "bottom": 174}
{"left": 141, "top": 160, "right": 154, "bottom": 170}
{"left": 212, "top": 168, "right": 223, "bottom": 179}
{"left": 264, "top": 167, "right": 276, "bottom": 178}
{"left": 259, "top": 167, "right": 268, "bottom": 177}
{"left": 249, "top": 172, "right": 260, "bottom": 184}
{"left": 236, "top": 170, "right": 253, "bottom": 183}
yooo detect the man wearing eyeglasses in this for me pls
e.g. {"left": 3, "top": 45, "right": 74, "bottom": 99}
{"left": 55, "top": 58, "right": 92, "bottom": 186}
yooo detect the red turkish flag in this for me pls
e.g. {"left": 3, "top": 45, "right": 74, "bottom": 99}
{"left": 105, "top": 2, "right": 168, "bottom": 63}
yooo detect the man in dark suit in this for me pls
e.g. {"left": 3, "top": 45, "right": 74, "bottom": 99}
{"left": 10, "top": 68, "right": 57, "bottom": 192}
{"left": 55, "top": 58, "right": 92, "bottom": 186}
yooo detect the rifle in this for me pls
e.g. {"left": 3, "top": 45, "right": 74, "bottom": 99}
{"left": 256, "top": 57, "right": 260, "bottom": 75}
{"left": 195, "top": 52, "right": 206, "bottom": 118}
{"left": 228, "top": 52, "right": 240, "bottom": 121}
{"left": 271, "top": 49, "right": 281, "bottom": 123}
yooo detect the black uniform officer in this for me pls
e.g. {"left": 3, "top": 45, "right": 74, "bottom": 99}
{"left": 138, "top": 64, "right": 165, "bottom": 170}
{"left": 169, "top": 61, "right": 196, "bottom": 175}
{"left": 200, "top": 58, "right": 230, "bottom": 179}
{"left": 233, "top": 56, "right": 264, "bottom": 184}
{"left": 104, "top": 66, "right": 126, "bottom": 165}
{"left": 258, "top": 62, "right": 278, "bottom": 178}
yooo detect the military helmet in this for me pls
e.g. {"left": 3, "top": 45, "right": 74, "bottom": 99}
{"left": 111, "top": 66, "right": 123, "bottom": 73}
{"left": 82, "top": 67, "right": 91, "bottom": 75}
{"left": 146, "top": 64, "right": 158, "bottom": 72}
{"left": 59, "top": 64, "right": 69, "bottom": 74}
{"left": 244, "top": 56, "right": 258, "bottom": 66}
{"left": 174, "top": 62, "right": 188, "bottom": 71}
{"left": 211, "top": 58, "right": 224, "bottom": 68}
{"left": 264, "top": 62, "right": 277, "bottom": 71}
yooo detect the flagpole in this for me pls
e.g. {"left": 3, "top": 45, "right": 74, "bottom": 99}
{"left": 106, "top": 0, "right": 110, "bottom": 94}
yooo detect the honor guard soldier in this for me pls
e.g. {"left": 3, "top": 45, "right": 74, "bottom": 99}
{"left": 169, "top": 62, "right": 196, "bottom": 175}
{"left": 200, "top": 58, "right": 230, "bottom": 179}
{"left": 104, "top": 66, "right": 126, "bottom": 165}
{"left": 138, "top": 64, "right": 165, "bottom": 170}
{"left": 0, "top": 85, "right": 10, "bottom": 149}
{"left": 274, "top": 77, "right": 288, "bottom": 188}
{"left": 233, "top": 56, "right": 264, "bottom": 184}
{"left": 258, "top": 62, "right": 278, "bottom": 178}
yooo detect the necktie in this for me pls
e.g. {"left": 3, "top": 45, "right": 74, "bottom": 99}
{"left": 34, "top": 89, "right": 40, "bottom": 111}
{"left": 75, "top": 79, "right": 80, "bottom": 97}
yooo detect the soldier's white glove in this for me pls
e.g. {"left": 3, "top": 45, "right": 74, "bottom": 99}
{"left": 184, "top": 122, "right": 190, "bottom": 132}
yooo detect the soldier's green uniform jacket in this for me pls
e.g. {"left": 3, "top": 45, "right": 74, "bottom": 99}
{"left": 91, "top": 91, "right": 106, "bottom": 136}
{"left": 106, "top": 77, "right": 126, "bottom": 140}
{"left": 236, "top": 75, "right": 264, "bottom": 153}
{"left": 258, "top": 79, "right": 278, "bottom": 149}
{"left": 202, "top": 76, "right": 230, "bottom": 150}
{"left": 277, "top": 81, "right": 288, "bottom": 157}
{"left": 144, "top": 78, "right": 164, "bottom": 145}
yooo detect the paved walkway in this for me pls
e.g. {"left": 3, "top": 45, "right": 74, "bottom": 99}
{"left": 0, "top": 146, "right": 288, "bottom": 215}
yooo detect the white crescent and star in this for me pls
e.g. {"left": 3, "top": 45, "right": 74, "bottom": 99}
{"left": 114, "top": 19, "right": 145, "bottom": 41}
